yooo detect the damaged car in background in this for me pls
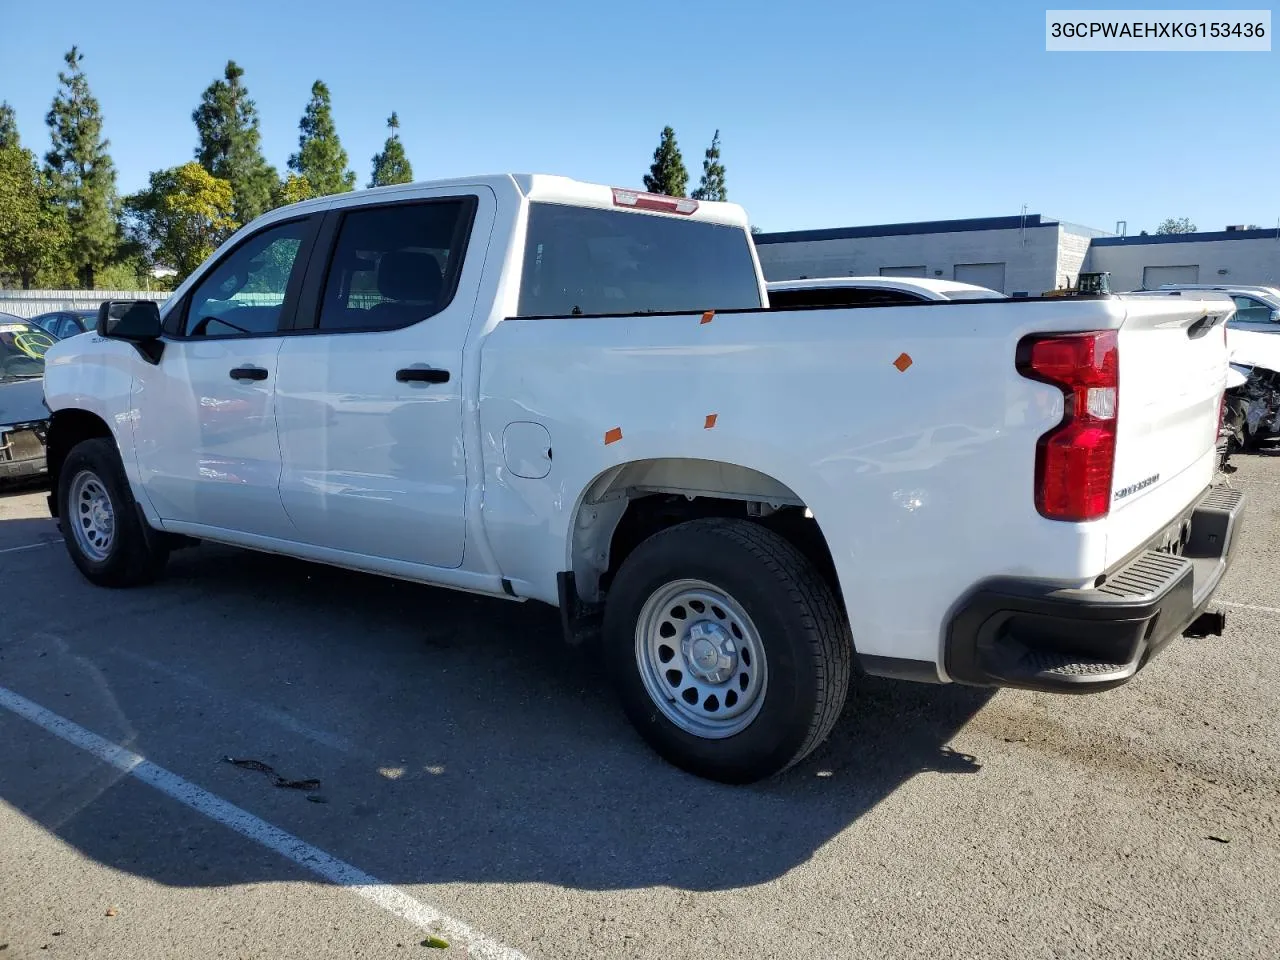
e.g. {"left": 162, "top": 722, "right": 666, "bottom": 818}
{"left": 0, "top": 314, "right": 58, "bottom": 483}
{"left": 1124, "top": 288, "right": 1280, "bottom": 466}
{"left": 1222, "top": 329, "right": 1280, "bottom": 459}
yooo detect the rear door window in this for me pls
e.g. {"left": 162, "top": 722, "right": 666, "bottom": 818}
{"left": 316, "top": 199, "right": 474, "bottom": 331}
{"left": 517, "top": 203, "right": 761, "bottom": 317}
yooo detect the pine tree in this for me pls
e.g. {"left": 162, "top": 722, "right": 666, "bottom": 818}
{"left": 643, "top": 126, "right": 688, "bottom": 197}
{"left": 690, "top": 129, "right": 727, "bottom": 202}
{"left": 287, "top": 80, "right": 356, "bottom": 197}
{"left": 0, "top": 102, "right": 18, "bottom": 150}
{"left": 193, "top": 60, "right": 277, "bottom": 224}
{"left": 368, "top": 112, "right": 414, "bottom": 188}
{"left": 44, "top": 46, "right": 120, "bottom": 287}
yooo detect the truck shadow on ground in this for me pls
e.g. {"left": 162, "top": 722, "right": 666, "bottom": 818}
{"left": 1, "top": 527, "right": 994, "bottom": 895}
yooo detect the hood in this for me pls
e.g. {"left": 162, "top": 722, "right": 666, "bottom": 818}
{"left": 0, "top": 376, "right": 49, "bottom": 426}
{"left": 1227, "top": 328, "right": 1280, "bottom": 374}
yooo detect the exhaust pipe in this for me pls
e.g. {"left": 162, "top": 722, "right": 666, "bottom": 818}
{"left": 1184, "top": 609, "right": 1227, "bottom": 638}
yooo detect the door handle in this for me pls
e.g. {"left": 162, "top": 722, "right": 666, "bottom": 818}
{"left": 396, "top": 367, "right": 450, "bottom": 384}
{"left": 229, "top": 366, "right": 269, "bottom": 381}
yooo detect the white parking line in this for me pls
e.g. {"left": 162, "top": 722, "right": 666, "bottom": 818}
{"left": 0, "top": 541, "right": 51, "bottom": 555}
{"left": 0, "top": 684, "right": 529, "bottom": 960}
{"left": 1218, "top": 599, "right": 1280, "bottom": 617}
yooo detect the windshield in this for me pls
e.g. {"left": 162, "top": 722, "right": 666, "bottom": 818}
{"left": 0, "top": 319, "right": 57, "bottom": 379}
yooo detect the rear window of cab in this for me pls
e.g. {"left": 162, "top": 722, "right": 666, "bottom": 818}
{"left": 517, "top": 203, "right": 761, "bottom": 318}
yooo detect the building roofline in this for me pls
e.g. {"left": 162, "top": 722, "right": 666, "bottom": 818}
{"left": 753, "top": 214, "right": 1060, "bottom": 245}
{"left": 1092, "top": 227, "right": 1280, "bottom": 246}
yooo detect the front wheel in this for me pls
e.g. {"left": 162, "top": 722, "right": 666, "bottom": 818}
{"left": 58, "top": 437, "right": 169, "bottom": 587}
{"left": 604, "top": 518, "right": 852, "bottom": 783}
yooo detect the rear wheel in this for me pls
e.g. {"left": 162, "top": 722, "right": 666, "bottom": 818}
{"left": 604, "top": 518, "right": 852, "bottom": 783}
{"left": 58, "top": 437, "right": 169, "bottom": 587}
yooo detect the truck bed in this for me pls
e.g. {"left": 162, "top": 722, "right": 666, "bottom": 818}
{"left": 478, "top": 294, "right": 1231, "bottom": 677}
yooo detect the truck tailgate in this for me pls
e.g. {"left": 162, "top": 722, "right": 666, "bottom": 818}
{"left": 1105, "top": 296, "right": 1232, "bottom": 567}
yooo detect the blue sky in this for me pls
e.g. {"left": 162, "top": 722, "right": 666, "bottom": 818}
{"left": 1, "top": 0, "right": 1276, "bottom": 234}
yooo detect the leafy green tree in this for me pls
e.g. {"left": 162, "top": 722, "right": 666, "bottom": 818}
{"left": 193, "top": 60, "right": 278, "bottom": 224}
{"left": 368, "top": 112, "right": 414, "bottom": 188}
{"left": 96, "top": 256, "right": 171, "bottom": 291}
{"left": 690, "top": 129, "right": 727, "bottom": 201}
{"left": 124, "top": 162, "right": 237, "bottom": 281}
{"left": 0, "top": 130, "right": 70, "bottom": 288}
{"left": 643, "top": 126, "right": 688, "bottom": 197}
{"left": 287, "top": 80, "right": 356, "bottom": 197}
{"left": 44, "top": 46, "right": 120, "bottom": 287}
{"left": 274, "top": 172, "right": 315, "bottom": 207}
{"left": 1155, "top": 217, "right": 1197, "bottom": 235}
{"left": 750, "top": 225, "right": 762, "bottom": 235}
{"left": 0, "top": 102, "right": 18, "bottom": 150}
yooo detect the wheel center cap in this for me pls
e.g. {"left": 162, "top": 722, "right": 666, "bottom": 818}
{"left": 683, "top": 622, "right": 737, "bottom": 684}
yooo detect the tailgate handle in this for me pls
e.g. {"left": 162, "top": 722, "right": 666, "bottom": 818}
{"left": 1186, "top": 314, "right": 1220, "bottom": 340}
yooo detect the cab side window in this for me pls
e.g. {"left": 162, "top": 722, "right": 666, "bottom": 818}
{"left": 183, "top": 219, "right": 312, "bottom": 338}
{"left": 317, "top": 199, "right": 473, "bottom": 332}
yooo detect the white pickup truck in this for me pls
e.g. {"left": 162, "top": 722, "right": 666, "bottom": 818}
{"left": 42, "top": 174, "right": 1243, "bottom": 783}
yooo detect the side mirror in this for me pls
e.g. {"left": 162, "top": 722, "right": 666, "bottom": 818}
{"left": 1270, "top": 309, "right": 1280, "bottom": 324}
{"left": 98, "top": 300, "right": 164, "bottom": 364}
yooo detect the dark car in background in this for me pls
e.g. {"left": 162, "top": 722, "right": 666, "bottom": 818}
{"left": 30, "top": 308, "right": 97, "bottom": 340}
{"left": 0, "top": 313, "right": 58, "bottom": 483}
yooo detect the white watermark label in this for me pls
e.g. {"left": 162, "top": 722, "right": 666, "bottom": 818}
{"left": 1046, "top": 10, "right": 1271, "bottom": 50}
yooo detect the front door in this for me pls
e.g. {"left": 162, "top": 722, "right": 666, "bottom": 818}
{"left": 275, "top": 191, "right": 488, "bottom": 568}
{"left": 131, "top": 215, "right": 318, "bottom": 539}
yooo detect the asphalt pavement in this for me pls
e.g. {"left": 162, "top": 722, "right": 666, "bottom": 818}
{"left": 0, "top": 456, "right": 1276, "bottom": 959}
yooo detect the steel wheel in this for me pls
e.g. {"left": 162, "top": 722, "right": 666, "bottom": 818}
{"left": 69, "top": 468, "right": 115, "bottom": 562}
{"left": 634, "top": 578, "right": 768, "bottom": 739}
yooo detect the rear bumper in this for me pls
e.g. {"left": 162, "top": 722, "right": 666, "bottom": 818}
{"left": 945, "top": 485, "right": 1244, "bottom": 693}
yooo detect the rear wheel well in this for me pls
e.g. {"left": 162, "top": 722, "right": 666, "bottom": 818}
{"left": 46, "top": 410, "right": 113, "bottom": 517}
{"left": 599, "top": 494, "right": 843, "bottom": 613}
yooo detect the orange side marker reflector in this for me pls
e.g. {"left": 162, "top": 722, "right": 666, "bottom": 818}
{"left": 604, "top": 427, "right": 623, "bottom": 445}
{"left": 704, "top": 413, "right": 718, "bottom": 429}
{"left": 700, "top": 311, "right": 715, "bottom": 324}
{"left": 893, "top": 352, "right": 913, "bottom": 372}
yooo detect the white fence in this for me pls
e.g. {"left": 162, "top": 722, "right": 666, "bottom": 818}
{"left": 0, "top": 289, "right": 171, "bottom": 319}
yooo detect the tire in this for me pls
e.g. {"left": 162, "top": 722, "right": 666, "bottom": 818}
{"left": 604, "top": 517, "right": 852, "bottom": 784}
{"left": 57, "top": 437, "right": 169, "bottom": 587}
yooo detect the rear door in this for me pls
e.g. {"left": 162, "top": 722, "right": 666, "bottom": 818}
{"left": 1105, "top": 295, "right": 1232, "bottom": 565}
{"left": 274, "top": 189, "right": 491, "bottom": 568}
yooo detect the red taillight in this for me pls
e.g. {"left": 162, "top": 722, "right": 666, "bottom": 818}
{"left": 611, "top": 187, "right": 699, "bottom": 215}
{"left": 1017, "top": 330, "right": 1119, "bottom": 522}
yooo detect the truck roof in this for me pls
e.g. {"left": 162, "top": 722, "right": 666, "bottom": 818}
{"left": 258, "top": 174, "right": 752, "bottom": 230}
